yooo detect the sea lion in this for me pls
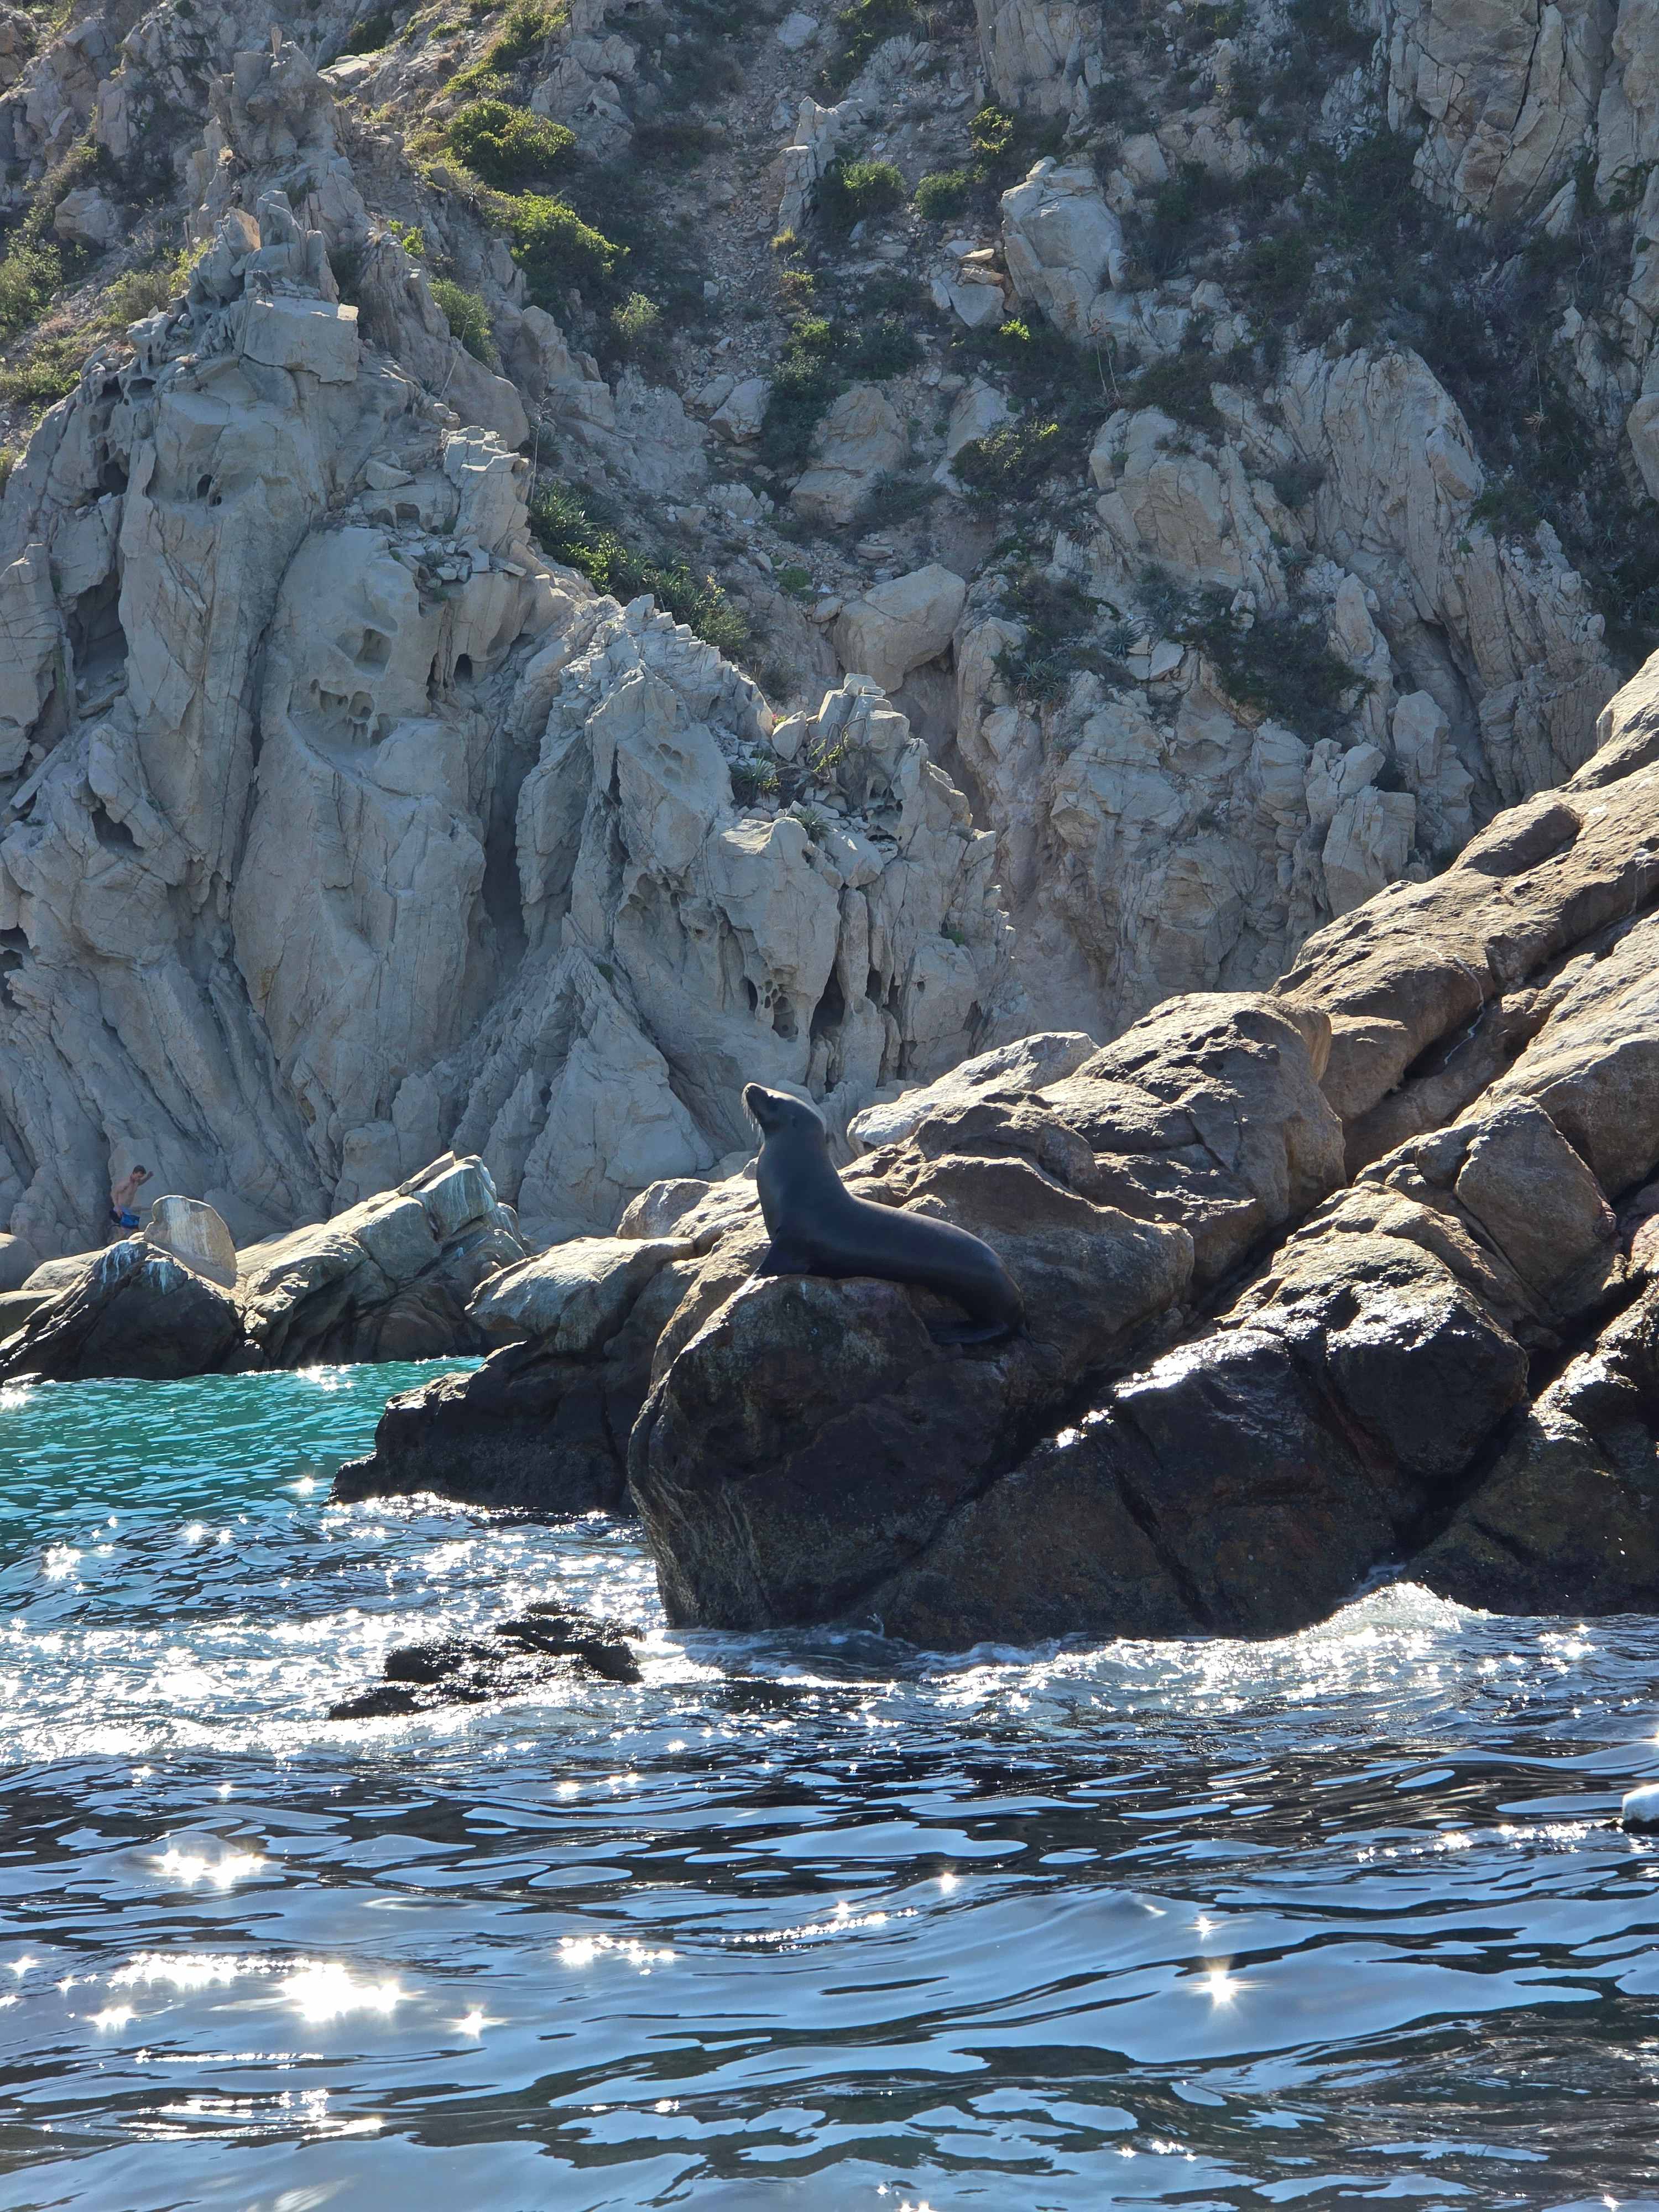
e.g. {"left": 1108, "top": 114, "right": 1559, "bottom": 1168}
{"left": 743, "top": 1082, "right": 1025, "bottom": 1345}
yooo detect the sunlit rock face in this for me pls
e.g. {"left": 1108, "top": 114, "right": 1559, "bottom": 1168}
{"left": 0, "top": 189, "right": 1008, "bottom": 1260}
{"left": 352, "top": 649, "right": 1659, "bottom": 1639}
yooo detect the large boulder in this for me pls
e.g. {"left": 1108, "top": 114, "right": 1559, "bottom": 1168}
{"left": 629, "top": 1154, "right": 1193, "bottom": 1627}
{"left": 0, "top": 1232, "right": 38, "bottom": 1292}
{"left": 238, "top": 1155, "right": 526, "bottom": 1365}
{"left": 0, "top": 1238, "right": 245, "bottom": 1384}
{"left": 144, "top": 1196, "right": 238, "bottom": 1289}
{"left": 832, "top": 566, "right": 968, "bottom": 695}
{"left": 849, "top": 1029, "right": 1098, "bottom": 1151}
{"left": 791, "top": 385, "right": 907, "bottom": 525}
{"left": 1417, "top": 1275, "right": 1659, "bottom": 1614}
{"left": 998, "top": 158, "right": 1126, "bottom": 336}
{"left": 337, "top": 1234, "right": 700, "bottom": 1510}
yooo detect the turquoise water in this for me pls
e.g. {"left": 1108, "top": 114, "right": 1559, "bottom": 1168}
{"left": 2, "top": 1366, "right": 1659, "bottom": 2210}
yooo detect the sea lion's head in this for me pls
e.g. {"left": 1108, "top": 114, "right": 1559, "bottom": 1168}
{"left": 743, "top": 1083, "right": 827, "bottom": 1142}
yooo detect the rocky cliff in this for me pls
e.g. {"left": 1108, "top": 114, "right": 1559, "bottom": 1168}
{"left": 0, "top": 0, "right": 1655, "bottom": 1272}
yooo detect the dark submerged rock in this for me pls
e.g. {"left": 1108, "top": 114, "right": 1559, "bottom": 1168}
{"left": 327, "top": 1604, "right": 643, "bottom": 1718}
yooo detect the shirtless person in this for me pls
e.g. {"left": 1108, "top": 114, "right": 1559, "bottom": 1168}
{"left": 108, "top": 1164, "right": 152, "bottom": 1240}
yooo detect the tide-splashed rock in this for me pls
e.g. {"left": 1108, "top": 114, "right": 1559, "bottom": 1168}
{"left": 327, "top": 1604, "right": 644, "bottom": 1720}
{"left": 0, "top": 1237, "right": 245, "bottom": 1383}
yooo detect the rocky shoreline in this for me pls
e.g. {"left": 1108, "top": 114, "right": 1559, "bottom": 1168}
{"left": 317, "top": 650, "right": 1659, "bottom": 1644}
{"left": 12, "top": 652, "right": 1659, "bottom": 1645}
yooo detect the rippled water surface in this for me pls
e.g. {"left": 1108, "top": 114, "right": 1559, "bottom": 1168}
{"left": 3, "top": 1365, "right": 1659, "bottom": 2210}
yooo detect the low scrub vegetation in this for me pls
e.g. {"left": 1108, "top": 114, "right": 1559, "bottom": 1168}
{"left": 817, "top": 157, "right": 905, "bottom": 237}
{"left": 429, "top": 277, "right": 496, "bottom": 363}
{"left": 447, "top": 100, "right": 575, "bottom": 187}
{"left": 527, "top": 478, "right": 749, "bottom": 658}
{"left": 504, "top": 192, "right": 623, "bottom": 304}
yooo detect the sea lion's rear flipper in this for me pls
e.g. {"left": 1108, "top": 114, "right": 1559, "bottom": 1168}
{"left": 928, "top": 1317, "right": 1019, "bottom": 1347}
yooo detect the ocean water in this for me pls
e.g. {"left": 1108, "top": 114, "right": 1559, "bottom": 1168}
{"left": 2, "top": 1365, "right": 1658, "bottom": 2212}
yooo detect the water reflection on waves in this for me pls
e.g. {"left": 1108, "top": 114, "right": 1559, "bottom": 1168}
{"left": 1, "top": 1365, "right": 1658, "bottom": 2210}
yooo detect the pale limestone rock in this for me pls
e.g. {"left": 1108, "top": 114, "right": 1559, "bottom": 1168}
{"left": 1387, "top": 0, "right": 1610, "bottom": 220}
{"left": 0, "top": 168, "right": 985, "bottom": 1264}
{"left": 0, "top": 1233, "right": 38, "bottom": 1291}
{"left": 833, "top": 565, "right": 968, "bottom": 692}
{"left": 974, "top": 0, "right": 1096, "bottom": 116}
{"left": 1323, "top": 785, "right": 1417, "bottom": 916}
{"left": 1597, "top": 0, "right": 1659, "bottom": 194}
{"left": 145, "top": 1195, "right": 238, "bottom": 1288}
{"left": 53, "top": 184, "right": 119, "bottom": 248}
{"left": 0, "top": 544, "right": 60, "bottom": 774}
{"left": 238, "top": 1154, "right": 526, "bottom": 1364}
{"left": 946, "top": 272, "right": 1007, "bottom": 330}
{"left": 792, "top": 384, "right": 907, "bottom": 524}
{"left": 777, "top": 94, "right": 854, "bottom": 232}
{"left": 1265, "top": 347, "right": 1618, "bottom": 806}
{"left": 849, "top": 1029, "right": 1099, "bottom": 1150}
{"left": 710, "top": 375, "right": 772, "bottom": 443}
{"left": 1092, "top": 407, "right": 1287, "bottom": 604}
{"left": 935, "top": 380, "right": 1011, "bottom": 488}
{"left": 1000, "top": 159, "right": 1126, "bottom": 337}
{"left": 468, "top": 1234, "right": 692, "bottom": 1349}
{"left": 776, "top": 11, "right": 820, "bottom": 50}
{"left": 0, "top": 11, "right": 34, "bottom": 91}
{"left": 1393, "top": 687, "right": 1475, "bottom": 852}
{"left": 241, "top": 293, "right": 361, "bottom": 382}
{"left": 510, "top": 305, "right": 616, "bottom": 433}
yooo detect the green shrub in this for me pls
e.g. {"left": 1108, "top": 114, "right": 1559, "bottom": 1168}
{"left": 1132, "top": 159, "right": 1239, "bottom": 279}
{"left": 0, "top": 333, "right": 84, "bottom": 409}
{"left": 447, "top": 98, "right": 575, "bottom": 185}
{"left": 778, "top": 562, "right": 813, "bottom": 596}
{"left": 855, "top": 471, "right": 938, "bottom": 529}
{"left": 1470, "top": 472, "right": 1543, "bottom": 540}
{"left": 1238, "top": 228, "right": 1314, "bottom": 316}
{"left": 1288, "top": 0, "right": 1374, "bottom": 63}
{"left": 1268, "top": 457, "right": 1325, "bottom": 512}
{"left": 856, "top": 270, "right": 926, "bottom": 318}
{"left": 449, "top": 0, "right": 565, "bottom": 96}
{"left": 818, "top": 155, "right": 905, "bottom": 235}
{"left": 609, "top": 288, "right": 662, "bottom": 359}
{"left": 994, "top": 570, "right": 1128, "bottom": 701}
{"left": 633, "top": 119, "right": 723, "bottom": 166}
{"left": 731, "top": 752, "right": 780, "bottom": 804}
{"left": 914, "top": 168, "right": 973, "bottom": 221}
{"left": 100, "top": 243, "right": 199, "bottom": 328}
{"left": 967, "top": 105, "right": 1015, "bottom": 166}
{"left": 494, "top": 0, "right": 562, "bottom": 62}
{"left": 505, "top": 193, "right": 623, "bottom": 304}
{"left": 759, "top": 314, "right": 842, "bottom": 472}
{"left": 843, "top": 314, "right": 920, "bottom": 379}
{"left": 1141, "top": 568, "right": 1367, "bottom": 738}
{"left": 953, "top": 420, "right": 1061, "bottom": 502}
{"left": 343, "top": 7, "right": 395, "bottom": 53}
{"left": 429, "top": 276, "right": 496, "bottom": 362}
{"left": 0, "top": 242, "right": 61, "bottom": 344}
{"left": 527, "top": 478, "right": 749, "bottom": 657}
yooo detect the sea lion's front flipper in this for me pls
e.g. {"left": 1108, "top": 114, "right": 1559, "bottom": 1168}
{"left": 753, "top": 1239, "right": 814, "bottom": 1277}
